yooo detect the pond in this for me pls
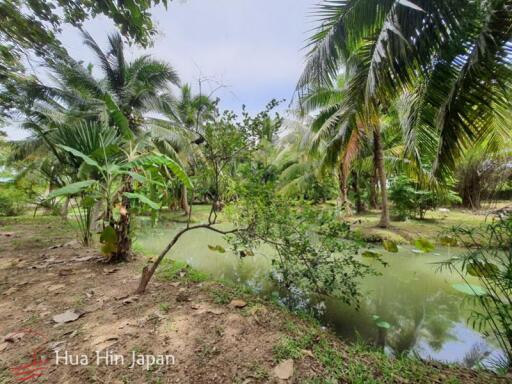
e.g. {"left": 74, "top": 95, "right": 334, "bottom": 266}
{"left": 135, "top": 217, "right": 506, "bottom": 369}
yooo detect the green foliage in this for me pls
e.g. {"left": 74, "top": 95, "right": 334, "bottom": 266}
{"left": 0, "top": 186, "right": 27, "bottom": 216}
{"left": 437, "top": 215, "right": 512, "bottom": 368}
{"left": 228, "top": 170, "right": 380, "bottom": 308}
{"left": 157, "top": 259, "right": 208, "bottom": 283}
{"left": 100, "top": 226, "right": 118, "bottom": 256}
{"left": 414, "top": 238, "right": 435, "bottom": 253}
{"left": 382, "top": 240, "right": 398, "bottom": 253}
{"left": 389, "top": 176, "right": 460, "bottom": 220}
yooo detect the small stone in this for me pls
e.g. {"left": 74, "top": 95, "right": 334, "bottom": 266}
{"left": 229, "top": 299, "right": 247, "bottom": 309}
{"left": 273, "top": 359, "right": 294, "bottom": 380}
{"left": 52, "top": 309, "right": 84, "bottom": 324}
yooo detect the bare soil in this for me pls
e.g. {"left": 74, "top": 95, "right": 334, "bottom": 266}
{"left": 0, "top": 216, "right": 508, "bottom": 383}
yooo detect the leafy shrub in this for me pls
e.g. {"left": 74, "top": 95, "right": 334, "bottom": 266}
{"left": 389, "top": 177, "right": 460, "bottom": 220}
{"left": 437, "top": 215, "right": 512, "bottom": 370}
{"left": 0, "top": 187, "right": 27, "bottom": 216}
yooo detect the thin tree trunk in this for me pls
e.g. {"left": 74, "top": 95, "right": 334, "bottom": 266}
{"left": 337, "top": 161, "right": 350, "bottom": 212}
{"left": 373, "top": 125, "right": 390, "bottom": 228}
{"left": 180, "top": 184, "right": 191, "bottom": 216}
{"left": 369, "top": 169, "right": 379, "bottom": 209}
{"left": 112, "top": 177, "right": 132, "bottom": 262}
{"left": 352, "top": 171, "right": 365, "bottom": 214}
{"left": 60, "top": 196, "right": 70, "bottom": 219}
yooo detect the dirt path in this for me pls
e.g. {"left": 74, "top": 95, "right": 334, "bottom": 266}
{"left": 0, "top": 217, "right": 508, "bottom": 383}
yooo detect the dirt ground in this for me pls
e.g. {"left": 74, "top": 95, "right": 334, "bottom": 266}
{"left": 0, "top": 217, "right": 509, "bottom": 383}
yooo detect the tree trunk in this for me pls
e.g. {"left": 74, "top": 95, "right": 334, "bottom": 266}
{"left": 373, "top": 125, "right": 390, "bottom": 228}
{"left": 112, "top": 177, "right": 132, "bottom": 262}
{"left": 369, "top": 169, "right": 379, "bottom": 209}
{"left": 351, "top": 171, "right": 365, "bottom": 214}
{"left": 460, "top": 173, "right": 482, "bottom": 210}
{"left": 337, "top": 161, "right": 350, "bottom": 212}
{"left": 180, "top": 184, "right": 191, "bottom": 216}
{"left": 60, "top": 196, "right": 70, "bottom": 219}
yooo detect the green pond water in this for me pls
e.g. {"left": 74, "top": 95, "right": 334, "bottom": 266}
{"left": 135, "top": 218, "right": 505, "bottom": 368}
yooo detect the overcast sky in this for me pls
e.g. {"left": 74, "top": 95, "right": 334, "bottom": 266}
{"left": 6, "top": 0, "right": 316, "bottom": 139}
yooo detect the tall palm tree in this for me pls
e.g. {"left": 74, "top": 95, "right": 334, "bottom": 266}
{"left": 15, "top": 31, "right": 180, "bottom": 261}
{"left": 299, "top": 0, "right": 512, "bottom": 179}
{"left": 150, "top": 84, "right": 216, "bottom": 214}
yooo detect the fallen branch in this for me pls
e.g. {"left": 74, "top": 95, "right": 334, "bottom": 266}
{"left": 135, "top": 223, "right": 238, "bottom": 294}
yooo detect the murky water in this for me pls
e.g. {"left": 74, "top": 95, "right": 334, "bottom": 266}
{"left": 135, "top": 218, "right": 505, "bottom": 368}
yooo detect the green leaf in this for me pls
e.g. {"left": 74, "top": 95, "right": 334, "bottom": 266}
{"left": 100, "top": 226, "right": 117, "bottom": 256}
{"left": 208, "top": 245, "right": 226, "bottom": 253}
{"left": 46, "top": 180, "right": 97, "bottom": 200}
{"left": 123, "top": 192, "right": 160, "bottom": 210}
{"left": 362, "top": 251, "right": 382, "bottom": 258}
{"left": 103, "top": 93, "right": 133, "bottom": 139}
{"left": 382, "top": 240, "right": 398, "bottom": 253}
{"left": 57, "top": 145, "right": 101, "bottom": 169}
{"left": 467, "top": 262, "right": 500, "bottom": 278}
{"left": 452, "top": 283, "right": 487, "bottom": 296}
{"left": 376, "top": 321, "right": 391, "bottom": 329}
{"left": 414, "top": 238, "right": 435, "bottom": 253}
{"left": 131, "top": 153, "right": 193, "bottom": 189}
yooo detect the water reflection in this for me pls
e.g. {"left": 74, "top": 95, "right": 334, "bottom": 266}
{"left": 136, "top": 219, "right": 505, "bottom": 367}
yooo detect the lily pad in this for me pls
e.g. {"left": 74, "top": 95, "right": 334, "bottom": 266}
{"left": 452, "top": 283, "right": 487, "bottom": 296}
{"left": 362, "top": 251, "right": 383, "bottom": 259}
{"left": 208, "top": 245, "right": 226, "bottom": 253}
{"left": 376, "top": 321, "right": 391, "bottom": 329}
{"left": 414, "top": 238, "right": 435, "bottom": 253}
{"left": 382, "top": 240, "right": 398, "bottom": 253}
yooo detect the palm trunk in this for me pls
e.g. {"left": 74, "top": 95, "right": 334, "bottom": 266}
{"left": 369, "top": 169, "right": 379, "bottom": 209}
{"left": 337, "top": 161, "right": 350, "bottom": 211}
{"left": 180, "top": 184, "right": 191, "bottom": 216}
{"left": 112, "top": 177, "right": 132, "bottom": 262}
{"left": 351, "top": 171, "right": 365, "bottom": 214}
{"left": 373, "top": 125, "right": 390, "bottom": 228}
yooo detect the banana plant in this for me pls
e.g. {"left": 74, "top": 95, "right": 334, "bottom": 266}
{"left": 46, "top": 143, "right": 192, "bottom": 260}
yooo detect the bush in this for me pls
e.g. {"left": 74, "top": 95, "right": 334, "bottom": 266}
{"left": 389, "top": 177, "right": 460, "bottom": 220}
{"left": 0, "top": 186, "right": 27, "bottom": 216}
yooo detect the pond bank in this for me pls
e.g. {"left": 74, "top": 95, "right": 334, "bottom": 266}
{"left": 0, "top": 215, "right": 508, "bottom": 383}
{"left": 345, "top": 207, "right": 497, "bottom": 244}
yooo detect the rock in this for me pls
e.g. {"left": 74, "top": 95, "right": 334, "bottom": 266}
{"left": 229, "top": 299, "right": 247, "bottom": 309}
{"left": 176, "top": 292, "right": 190, "bottom": 302}
{"left": 52, "top": 309, "right": 84, "bottom": 324}
{"left": 273, "top": 359, "right": 294, "bottom": 380}
{"left": 122, "top": 296, "right": 138, "bottom": 305}
{"left": 4, "top": 332, "right": 25, "bottom": 343}
{"left": 48, "top": 284, "right": 66, "bottom": 292}
{"left": 301, "top": 349, "right": 314, "bottom": 358}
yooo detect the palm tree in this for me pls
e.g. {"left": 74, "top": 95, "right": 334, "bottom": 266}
{"left": 299, "top": 0, "right": 512, "bottom": 181}
{"left": 13, "top": 31, "right": 180, "bottom": 261}
{"left": 300, "top": 62, "right": 392, "bottom": 226}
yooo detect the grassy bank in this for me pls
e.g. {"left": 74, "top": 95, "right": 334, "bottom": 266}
{"left": 346, "top": 206, "right": 501, "bottom": 245}
{"left": 0, "top": 215, "right": 508, "bottom": 383}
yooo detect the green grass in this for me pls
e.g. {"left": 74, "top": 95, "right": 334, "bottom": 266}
{"left": 273, "top": 315, "right": 471, "bottom": 384}
{"left": 156, "top": 259, "right": 209, "bottom": 283}
{"left": 347, "top": 208, "right": 490, "bottom": 245}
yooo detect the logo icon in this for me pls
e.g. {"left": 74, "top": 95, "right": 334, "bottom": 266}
{"left": 8, "top": 329, "right": 49, "bottom": 382}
